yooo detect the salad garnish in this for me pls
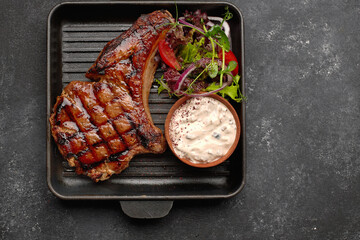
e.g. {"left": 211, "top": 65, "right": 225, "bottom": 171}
{"left": 156, "top": 7, "right": 245, "bottom": 102}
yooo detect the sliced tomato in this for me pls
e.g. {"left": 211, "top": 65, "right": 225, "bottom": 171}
{"left": 219, "top": 50, "right": 239, "bottom": 76}
{"left": 158, "top": 39, "right": 181, "bottom": 70}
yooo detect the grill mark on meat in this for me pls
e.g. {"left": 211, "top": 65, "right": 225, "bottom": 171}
{"left": 108, "top": 150, "right": 130, "bottom": 162}
{"left": 69, "top": 82, "right": 135, "bottom": 163}
{"left": 91, "top": 82, "right": 136, "bottom": 153}
{"left": 61, "top": 95, "right": 103, "bottom": 164}
{"left": 80, "top": 160, "right": 104, "bottom": 171}
{"left": 50, "top": 10, "right": 173, "bottom": 181}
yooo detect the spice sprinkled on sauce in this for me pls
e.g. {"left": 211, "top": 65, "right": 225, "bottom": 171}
{"left": 169, "top": 97, "right": 237, "bottom": 164}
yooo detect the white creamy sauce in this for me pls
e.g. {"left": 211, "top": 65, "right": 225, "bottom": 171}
{"left": 169, "top": 97, "right": 237, "bottom": 164}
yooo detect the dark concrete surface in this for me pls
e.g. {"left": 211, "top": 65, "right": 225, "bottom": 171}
{"left": 0, "top": 0, "right": 359, "bottom": 239}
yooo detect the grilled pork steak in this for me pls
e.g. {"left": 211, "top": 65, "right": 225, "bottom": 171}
{"left": 49, "top": 10, "right": 174, "bottom": 182}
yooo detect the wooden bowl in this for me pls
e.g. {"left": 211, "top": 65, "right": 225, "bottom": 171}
{"left": 165, "top": 94, "right": 241, "bottom": 168}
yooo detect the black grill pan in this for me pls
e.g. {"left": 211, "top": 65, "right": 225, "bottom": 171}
{"left": 47, "top": 1, "right": 246, "bottom": 218}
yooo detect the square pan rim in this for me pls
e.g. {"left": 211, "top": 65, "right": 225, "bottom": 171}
{"left": 46, "top": 0, "right": 246, "bottom": 200}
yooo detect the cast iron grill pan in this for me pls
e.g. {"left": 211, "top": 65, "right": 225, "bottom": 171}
{"left": 47, "top": 2, "right": 245, "bottom": 208}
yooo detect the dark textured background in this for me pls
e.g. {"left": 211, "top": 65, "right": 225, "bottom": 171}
{"left": 0, "top": 0, "right": 359, "bottom": 239}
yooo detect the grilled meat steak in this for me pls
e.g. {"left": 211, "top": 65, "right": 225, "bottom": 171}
{"left": 49, "top": 10, "right": 174, "bottom": 182}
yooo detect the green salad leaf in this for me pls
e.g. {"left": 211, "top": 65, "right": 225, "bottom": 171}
{"left": 155, "top": 76, "right": 173, "bottom": 97}
{"left": 205, "top": 75, "right": 245, "bottom": 102}
{"left": 178, "top": 38, "right": 214, "bottom": 64}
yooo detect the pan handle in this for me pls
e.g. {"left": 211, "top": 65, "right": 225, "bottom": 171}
{"left": 120, "top": 200, "right": 173, "bottom": 219}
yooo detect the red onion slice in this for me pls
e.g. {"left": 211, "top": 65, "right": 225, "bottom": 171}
{"left": 180, "top": 74, "right": 233, "bottom": 97}
{"left": 178, "top": 18, "right": 205, "bottom": 34}
{"left": 174, "top": 62, "right": 196, "bottom": 93}
{"left": 174, "top": 58, "right": 228, "bottom": 95}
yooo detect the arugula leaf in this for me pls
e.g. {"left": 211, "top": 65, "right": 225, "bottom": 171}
{"left": 156, "top": 80, "right": 166, "bottom": 94}
{"left": 155, "top": 76, "right": 173, "bottom": 97}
